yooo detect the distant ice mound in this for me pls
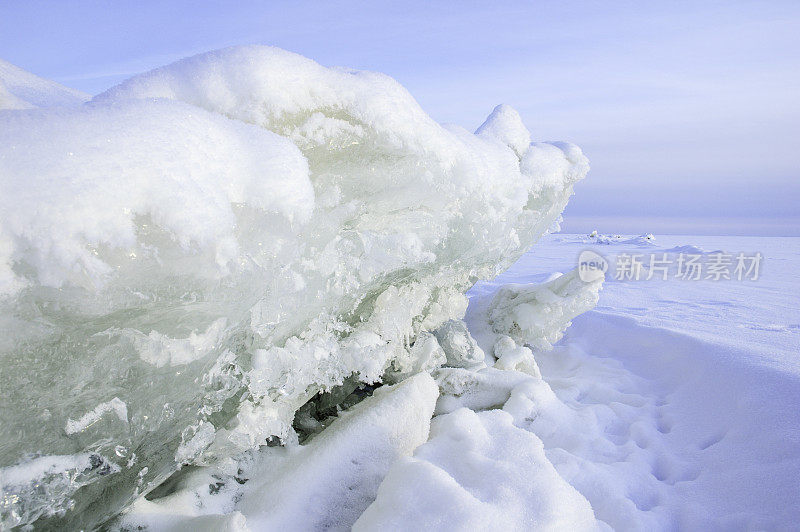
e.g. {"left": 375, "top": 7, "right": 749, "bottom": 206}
{"left": 572, "top": 231, "right": 657, "bottom": 246}
{"left": 0, "top": 58, "right": 88, "bottom": 110}
{"left": 0, "top": 46, "right": 588, "bottom": 529}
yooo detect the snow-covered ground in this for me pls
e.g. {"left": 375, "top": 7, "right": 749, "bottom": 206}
{"left": 460, "top": 233, "right": 800, "bottom": 530}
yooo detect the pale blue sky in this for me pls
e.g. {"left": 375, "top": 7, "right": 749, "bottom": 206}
{"left": 1, "top": 0, "right": 798, "bottom": 234}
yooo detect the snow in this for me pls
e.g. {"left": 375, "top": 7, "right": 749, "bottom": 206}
{"left": 431, "top": 319, "right": 486, "bottom": 369}
{"left": 475, "top": 104, "right": 531, "bottom": 158}
{"left": 0, "top": 59, "right": 88, "bottom": 110}
{"left": 0, "top": 98, "right": 312, "bottom": 295}
{"left": 0, "top": 47, "right": 589, "bottom": 528}
{"left": 354, "top": 407, "right": 601, "bottom": 531}
{"left": 462, "top": 233, "right": 800, "bottom": 529}
{"left": 120, "top": 373, "right": 438, "bottom": 531}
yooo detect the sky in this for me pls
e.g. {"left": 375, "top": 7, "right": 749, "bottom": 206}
{"left": 1, "top": 0, "right": 798, "bottom": 235}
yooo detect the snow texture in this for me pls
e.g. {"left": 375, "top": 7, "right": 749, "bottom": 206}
{"left": 354, "top": 407, "right": 601, "bottom": 531}
{"left": 0, "top": 58, "right": 88, "bottom": 110}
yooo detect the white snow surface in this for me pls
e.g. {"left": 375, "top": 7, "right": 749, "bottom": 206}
{"left": 121, "top": 373, "right": 438, "bottom": 531}
{"left": 0, "top": 59, "right": 88, "bottom": 110}
{"left": 463, "top": 233, "right": 800, "bottom": 529}
{"left": 354, "top": 407, "right": 601, "bottom": 531}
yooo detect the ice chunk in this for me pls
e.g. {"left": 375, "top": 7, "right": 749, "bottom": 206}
{"left": 386, "top": 332, "right": 447, "bottom": 382}
{"left": 432, "top": 319, "right": 486, "bottom": 368}
{"left": 488, "top": 267, "right": 603, "bottom": 350}
{"left": 584, "top": 232, "right": 657, "bottom": 246}
{"left": 0, "top": 453, "right": 119, "bottom": 528}
{"left": 0, "top": 45, "right": 588, "bottom": 528}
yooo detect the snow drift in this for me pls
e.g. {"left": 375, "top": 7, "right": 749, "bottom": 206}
{"left": 0, "top": 46, "right": 588, "bottom": 529}
{"left": 0, "top": 58, "right": 88, "bottom": 110}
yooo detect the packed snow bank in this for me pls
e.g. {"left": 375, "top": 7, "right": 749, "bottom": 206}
{"left": 0, "top": 45, "right": 588, "bottom": 529}
{"left": 354, "top": 407, "right": 601, "bottom": 531}
{"left": 0, "top": 59, "right": 88, "bottom": 110}
{"left": 367, "top": 254, "right": 800, "bottom": 530}
{"left": 120, "top": 373, "right": 438, "bottom": 531}
{"left": 348, "top": 267, "right": 606, "bottom": 530}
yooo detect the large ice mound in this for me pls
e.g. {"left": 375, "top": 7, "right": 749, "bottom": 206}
{"left": 0, "top": 46, "right": 588, "bottom": 529}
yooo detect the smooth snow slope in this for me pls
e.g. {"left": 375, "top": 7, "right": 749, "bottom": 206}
{"left": 0, "top": 58, "right": 88, "bottom": 110}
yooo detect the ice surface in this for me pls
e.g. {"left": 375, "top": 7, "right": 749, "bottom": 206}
{"left": 486, "top": 267, "right": 603, "bottom": 351}
{"left": 0, "top": 59, "right": 88, "bottom": 110}
{"left": 64, "top": 398, "right": 128, "bottom": 435}
{"left": 0, "top": 47, "right": 588, "bottom": 528}
{"left": 432, "top": 319, "right": 486, "bottom": 369}
{"left": 119, "top": 373, "right": 438, "bottom": 531}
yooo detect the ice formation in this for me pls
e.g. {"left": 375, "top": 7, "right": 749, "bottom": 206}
{"left": 117, "top": 270, "right": 605, "bottom": 530}
{"left": 487, "top": 267, "right": 603, "bottom": 351}
{"left": 0, "top": 46, "right": 588, "bottom": 529}
{"left": 121, "top": 373, "right": 438, "bottom": 530}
